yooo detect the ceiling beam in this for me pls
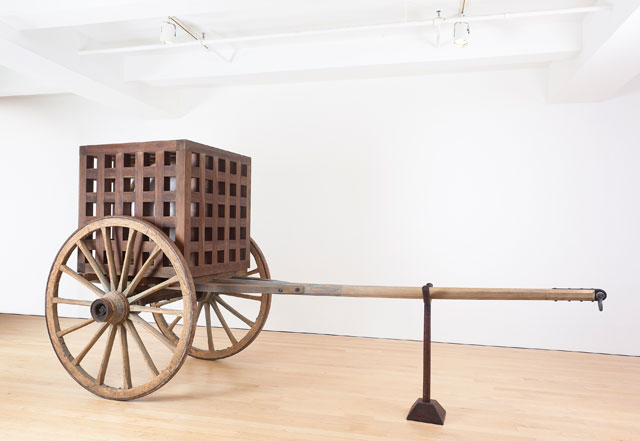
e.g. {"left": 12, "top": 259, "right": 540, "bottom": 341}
{"left": 548, "top": 0, "right": 640, "bottom": 102}
{"left": 0, "top": 24, "right": 175, "bottom": 117}
{"left": 0, "top": 0, "right": 231, "bottom": 30}
{"left": 0, "top": 66, "right": 67, "bottom": 96}
{"left": 122, "top": 21, "right": 581, "bottom": 86}
{"left": 77, "top": 6, "right": 606, "bottom": 56}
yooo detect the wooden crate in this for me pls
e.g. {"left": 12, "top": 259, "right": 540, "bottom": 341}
{"left": 78, "top": 140, "right": 251, "bottom": 280}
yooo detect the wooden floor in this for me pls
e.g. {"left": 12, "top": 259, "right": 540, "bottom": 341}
{"left": 1, "top": 314, "right": 638, "bottom": 441}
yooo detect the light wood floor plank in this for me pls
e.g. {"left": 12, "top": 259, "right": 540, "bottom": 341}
{"left": 0, "top": 314, "right": 638, "bottom": 441}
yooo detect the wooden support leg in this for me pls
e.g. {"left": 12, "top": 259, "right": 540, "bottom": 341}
{"left": 407, "top": 283, "right": 447, "bottom": 425}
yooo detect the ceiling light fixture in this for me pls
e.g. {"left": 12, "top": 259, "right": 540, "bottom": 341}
{"left": 453, "top": 0, "right": 470, "bottom": 48}
{"left": 453, "top": 21, "right": 470, "bottom": 47}
{"left": 434, "top": 10, "right": 443, "bottom": 47}
{"left": 158, "top": 16, "right": 234, "bottom": 62}
{"left": 160, "top": 19, "right": 176, "bottom": 44}
{"left": 79, "top": 5, "right": 608, "bottom": 56}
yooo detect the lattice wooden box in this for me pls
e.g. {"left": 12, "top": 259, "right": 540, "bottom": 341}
{"left": 78, "top": 140, "right": 251, "bottom": 279}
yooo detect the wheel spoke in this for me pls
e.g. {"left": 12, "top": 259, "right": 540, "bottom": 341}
{"left": 60, "top": 265, "right": 104, "bottom": 298}
{"left": 194, "top": 301, "right": 205, "bottom": 323}
{"left": 213, "top": 295, "right": 255, "bottom": 327}
{"left": 57, "top": 318, "right": 95, "bottom": 337}
{"left": 118, "top": 229, "right": 138, "bottom": 292}
{"left": 124, "top": 319, "right": 159, "bottom": 376}
{"left": 129, "top": 313, "right": 176, "bottom": 351}
{"left": 167, "top": 316, "right": 181, "bottom": 332}
{"left": 53, "top": 298, "right": 93, "bottom": 307}
{"left": 124, "top": 245, "right": 163, "bottom": 296}
{"left": 154, "top": 297, "right": 182, "bottom": 307}
{"left": 219, "top": 292, "right": 263, "bottom": 301}
{"left": 205, "top": 303, "right": 214, "bottom": 351}
{"left": 120, "top": 325, "right": 132, "bottom": 389}
{"left": 101, "top": 227, "right": 117, "bottom": 290}
{"left": 127, "top": 275, "right": 179, "bottom": 303}
{"left": 73, "top": 323, "right": 110, "bottom": 366}
{"left": 97, "top": 325, "right": 117, "bottom": 385}
{"left": 246, "top": 268, "right": 260, "bottom": 276}
{"left": 211, "top": 300, "right": 237, "bottom": 345}
{"left": 76, "top": 239, "right": 110, "bottom": 292}
{"left": 129, "top": 305, "right": 183, "bottom": 315}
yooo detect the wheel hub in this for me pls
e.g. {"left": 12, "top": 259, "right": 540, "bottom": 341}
{"left": 90, "top": 291, "right": 129, "bottom": 324}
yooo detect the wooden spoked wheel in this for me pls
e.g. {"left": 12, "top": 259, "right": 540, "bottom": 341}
{"left": 153, "top": 239, "right": 271, "bottom": 360}
{"left": 45, "top": 217, "right": 196, "bottom": 400}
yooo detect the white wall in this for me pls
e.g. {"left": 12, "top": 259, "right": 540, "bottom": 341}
{"left": 1, "top": 67, "right": 639, "bottom": 355}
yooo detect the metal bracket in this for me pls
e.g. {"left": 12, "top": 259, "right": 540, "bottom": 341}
{"left": 169, "top": 16, "right": 237, "bottom": 63}
{"left": 553, "top": 287, "right": 607, "bottom": 311}
{"left": 595, "top": 289, "right": 607, "bottom": 312}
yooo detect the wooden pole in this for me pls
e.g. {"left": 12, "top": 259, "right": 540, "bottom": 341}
{"left": 430, "top": 287, "right": 597, "bottom": 301}
{"left": 423, "top": 284, "right": 432, "bottom": 402}
{"left": 407, "top": 283, "right": 446, "bottom": 424}
{"left": 196, "top": 279, "right": 601, "bottom": 302}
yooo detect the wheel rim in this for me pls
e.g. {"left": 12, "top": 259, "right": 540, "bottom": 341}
{"left": 153, "top": 239, "right": 271, "bottom": 360}
{"left": 45, "top": 217, "right": 196, "bottom": 400}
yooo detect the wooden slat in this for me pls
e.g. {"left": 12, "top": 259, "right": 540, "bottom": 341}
{"left": 195, "top": 300, "right": 205, "bottom": 323}
{"left": 204, "top": 303, "right": 214, "bottom": 351}
{"left": 120, "top": 325, "right": 132, "bottom": 389}
{"left": 101, "top": 227, "right": 117, "bottom": 291}
{"left": 60, "top": 265, "right": 104, "bottom": 298}
{"left": 76, "top": 240, "right": 110, "bottom": 291}
{"left": 213, "top": 295, "right": 254, "bottom": 327}
{"left": 53, "top": 298, "right": 93, "bottom": 307}
{"left": 124, "top": 319, "right": 159, "bottom": 376}
{"left": 57, "top": 318, "right": 95, "bottom": 337}
{"left": 118, "top": 230, "right": 138, "bottom": 292}
{"left": 167, "top": 316, "right": 181, "bottom": 332}
{"left": 97, "top": 325, "right": 117, "bottom": 385}
{"left": 129, "top": 305, "right": 183, "bottom": 315}
{"left": 211, "top": 300, "right": 237, "bottom": 345}
{"left": 129, "top": 314, "right": 176, "bottom": 351}
{"left": 123, "top": 245, "right": 162, "bottom": 296}
{"left": 127, "top": 275, "right": 179, "bottom": 303}
{"left": 219, "top": 292, "right": 262, "bottom": 301}
{"left": 72, "top": 323, "right": 110, "bottom": 366}
{"left": 154, "top": 297, "right": 182, "bottom": 307}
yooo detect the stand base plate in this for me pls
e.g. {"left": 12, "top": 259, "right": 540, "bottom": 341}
{"left": 406, "top": 398, "right": 446, "bottom": 425}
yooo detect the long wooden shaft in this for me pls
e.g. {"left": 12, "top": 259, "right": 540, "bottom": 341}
{"left": 431, "top": 287, "right": 596, "bottom": 301}
{"left": 195, "top": 279, "right": 599, "bottom": 302}
{"left": 302, "top": 284, "right": 597, "bottom": 301}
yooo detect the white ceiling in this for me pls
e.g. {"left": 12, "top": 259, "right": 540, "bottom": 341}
{"left": 0, "top": 0, "right": 638, "bottom": 116}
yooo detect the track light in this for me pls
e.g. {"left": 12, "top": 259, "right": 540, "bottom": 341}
{"left": 453, "top": 21, "right": 470, "bottom": 47}
{"left": 160, "top": 19, "right": 176, "bottom": 44}
{"left": 453, "top": 0, "right": 470, "bottom": 47}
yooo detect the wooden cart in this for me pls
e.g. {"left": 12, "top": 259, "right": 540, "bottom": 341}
{"left": 45, "top": 140, "right": 606, "bottom": 424}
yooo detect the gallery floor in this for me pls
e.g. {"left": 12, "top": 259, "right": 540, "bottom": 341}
{"left": 0, "top": 313, "right": 638, "bottom": 441}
